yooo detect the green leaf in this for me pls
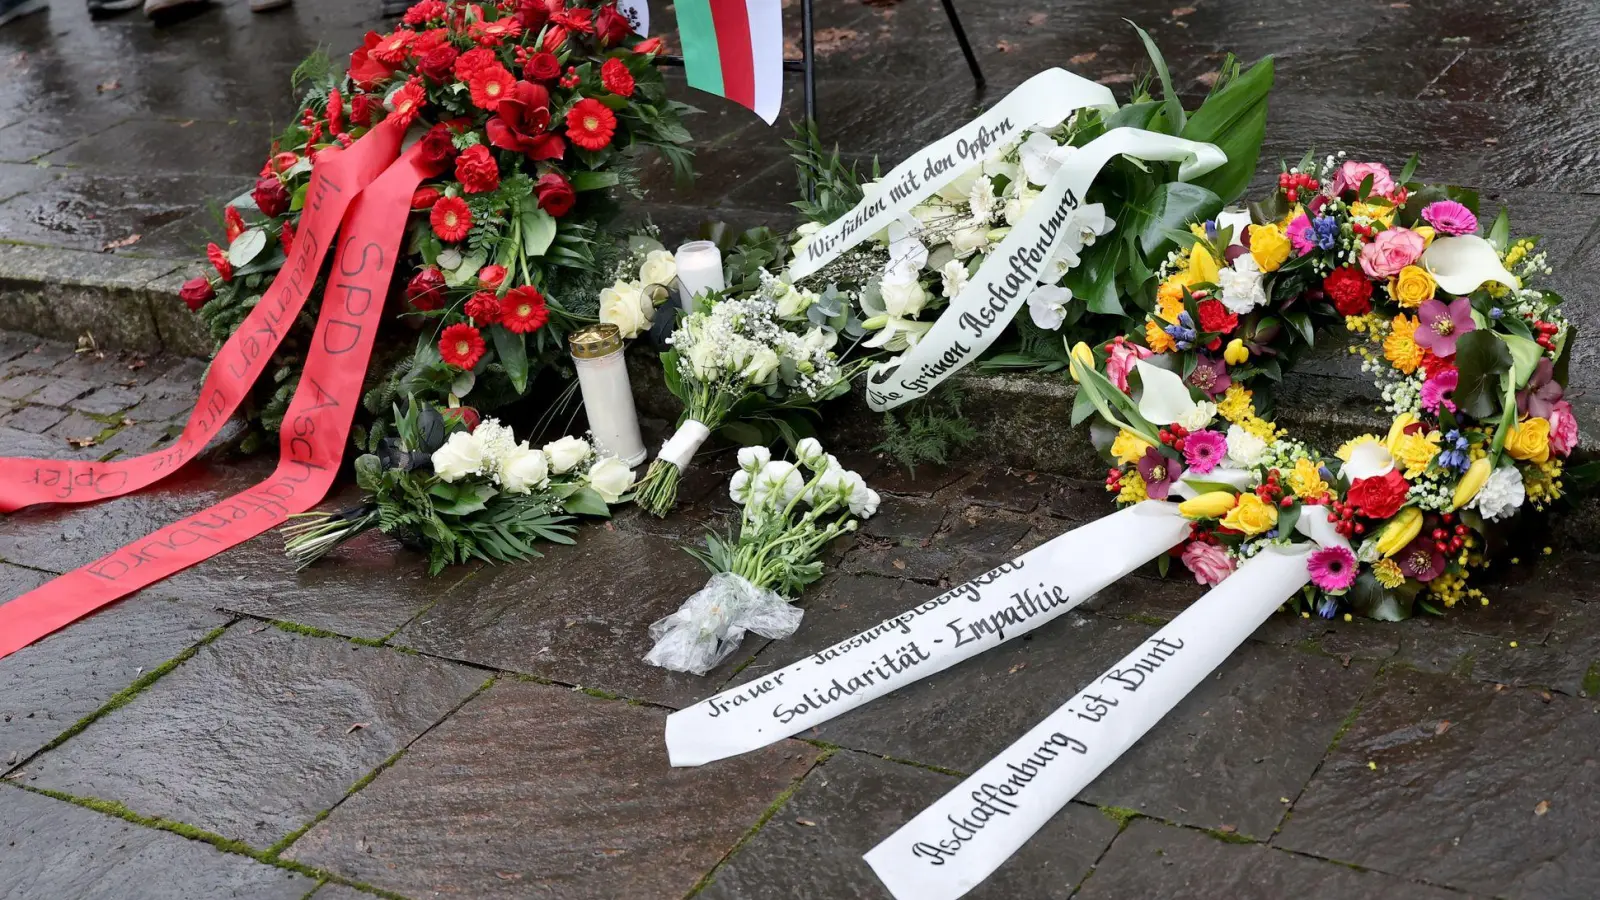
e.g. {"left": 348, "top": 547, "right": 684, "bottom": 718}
{"left": 1397, "top": 152, "right": 1421, "bottom": 185}
{"left": 570, "top": 171, "right": 620, "bottom": 192}
{"left": 1128, "top": 20, "right": 1185, "bottom": 134}
{"left": 1103, "top": 100, "right": 1164, "bottom": 132}
{"left": 1452, "top": 329, "right": 1512, "bottom": 420}
{"left": 1064, "top": 240, "right": 1127, "bottom": 315}
{"left": 1283, "top": 310, "right": 1315, "bottom": 344}
{"left": 227, "top": 228, "right": 268, "bottom": 268}
{"left": 1179, "top": 56, "right": 1274, "bottom": 204}
{"left": 522, "top": 209, "right": 557, "bottom": 257}
{"left": 1348, "top": 572, "right": 1416, "bottom": 622}
{"left": 491, "top": 326, "right": 529, "bottom": 394}
{"left": 1276, "top": 503, "right": 1301, "bottom": 539}
{"left": 1486, "top": 206, "right": 1511, "bottom": 251}
{"left": 1498, "top": 331, "right": 1543, "bottom": 387}
{"left": 561, "top": 486, "right": 613, "bottom": 517}
{"left": 1128, "top": 182, "right": 1225, "bottom": 257}
{"left": 1070, "top": 384, "right": 1097, "bottom": 426}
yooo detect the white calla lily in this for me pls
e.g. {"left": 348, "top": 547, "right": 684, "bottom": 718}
{"left": 1215, "top": 209, "right": 1253, "bottom": 247}
{"left": 1342, "top": 441, "right": 1396, "bottom": 480}
{"left": 1133, "top": 359, "right": 1198, "bottom": 426}
{"left": 1420, "top": 234, "right": 1521, "bottom": 295}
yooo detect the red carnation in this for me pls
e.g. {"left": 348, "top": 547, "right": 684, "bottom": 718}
{"left": 349, "top": 32, "right": 397, "bottom": 89}
{"left": 389, "top": 76, "right": 427, "bottom": 127}
{"left": 600, "top": 58, "right": 635, "bottom": 97}
{"left": 369, "top": 30, "right": 415, "bottom": 65}
{"left": 634, "top": 36, "right": 663, "bottom": 54}
{"left": 1197, "top": 299, "right": 1238, "bottom": 335}
{"left": 454, "top": 144, "right": 501, "bottom": 193}
{"left": 478, "top": 264, "right": 507, "bottom": 290}
{"left": 179, "top": 276, "right": 215, "bottom": 312}
{"left": 594, "top": 4, "right": 631, "bottom": 46}
{"left": 350, "top": 93, "right": 375, "bottom": 126}
{"left": 468, "top": 63, "right": 517, "bottom": 112}
{"left": 485, "top": 81, "right": 565, "bottom": 161}
{"left": 500, "top": 285, "right": 549, "bottom": 333}
{"left": 406, "top": 267, "right": 447, "bottom": 311}
{"left": 206, "top": 242, "right": 233, "bottom": 282}
{"left": 1324, "top": 266, "right": 1373, "bottom": 317}
{"left": 525, "top": 50, "right": 560, "bottom": 81}
{"left": 417, "top": 44, "right": 460, "bottom": 83}
{"left": 410, "top": 186, "right": 442, "bottom": 210}
{"left": 565, "top": 98, "right": 617, "bottom": 151}
{"left": 252, "top": 176, "right": 290, "bottom": 218}
{"left": 1347, "top": 470, "right": 1409, "bottom": 520}
{"left": 224, "top": 206, "right": 246, "bottom": 243}
{"left": 279, "top": 219, "right": 295, "bottom": 255}
{"left": 402, "top": 0, "right": 445, "bottom": 25}
{"left": 464, "top": 290, "right": 502, "bottom": 324}
{"left": 453, "top": 46, "right": 498, "bottom": 82}
{"left": 439, "top": 323, "right": 487, "bottom": 370}
{"left": 535, "top": 172, "right": 575, "bottom": 217}
{"left": 417, "top": 123, "right": 458, "bottom": 177}
{"left": 430, "top": 195, "right": 473, "bottom": 242}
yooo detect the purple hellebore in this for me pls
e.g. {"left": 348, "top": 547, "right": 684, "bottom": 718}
{"left": 1136, "top": 447, "right": 1186, "bottom": 501}
{"left": 1414, "top": 297, "right": 1476, "bottom": 358}
{"left": 1517, "top": 358, "right": 1564, "bottom": 418}
{"left": 1186, "top": 355, "right": 1232, "bottom": 397}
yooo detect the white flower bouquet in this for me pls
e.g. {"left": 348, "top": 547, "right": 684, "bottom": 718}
{"left": 644, "top": 439, "right": 880, "bottom": 675}
{"left": 282, "top": 401, "right": 634, "bottom": 575}
{"left": 634, "top": 288, "right": 863, "bottom": 516}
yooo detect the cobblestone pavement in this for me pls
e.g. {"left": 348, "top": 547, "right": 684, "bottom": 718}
{"left": 4, "top": 0, "right": 1600, "bottom": 899}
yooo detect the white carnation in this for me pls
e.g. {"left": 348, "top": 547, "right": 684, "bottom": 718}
{"left": 1471, "top": 464, "right": 1525, "bottom": 522}
{"left": 1225, "top": 424, "right": 1267, "bottom": 467}
{"left": 1218, "top": 255, "right": 1267, "bottom": 315}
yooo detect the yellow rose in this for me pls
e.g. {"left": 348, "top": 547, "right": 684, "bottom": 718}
{"left": 1179, "top": 491, "right": 1238, "bottom": 520}
{"left": 1221, "top": 492, "right": 1278, "bottom": 536}
{"left": 1504, "top": 417, "right": 1551, "bottom": 464}
{"left": 1287, "top": 457, "right": 1329, "bottom": 500}
{"left": 1452, "top": 458, "right": 1491, "bottom": 510}
{"left": 1111, "top": 430, "right": 1154, "bottom": 466}
{"left": 1389, "top": 265, "right": 1436, "bottom": 308}
{"left": 1248, "top": 223, "right": 1290, "bottom": 272}
{"left": 1374, "top": 506, "right": 1423, "bottom": 558}
{"left": 1068, "top": 341, "right": 1093, "bottom": 383}
{"left": 1224, "top": 338, "right": 1249, "bottom": 365}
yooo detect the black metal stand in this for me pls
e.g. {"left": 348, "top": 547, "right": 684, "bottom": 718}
{"left": 654, "top": 0, "right": 984, "bottom": 127}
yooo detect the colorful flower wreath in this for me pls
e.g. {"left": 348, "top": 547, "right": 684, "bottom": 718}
{"left": 1075, "top": 152, "right": 1578, "bottom": 620}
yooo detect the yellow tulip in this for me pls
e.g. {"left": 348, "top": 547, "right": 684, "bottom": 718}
{"left": 1374, "top": 506, "right": 1424, "bottom": 558}
{"left": 1178, "top": 491, "right": 1238, "bottom": 520}
{"left": 1223, "top": 338, "right": 1249, "bottom": 366}
{"left": 1452, "top": 458, "right": 1492, "bottom": 511}
{"left": 1413, "top": 225, "right": 1436, "bottom": 247}
{"left": 1068, "top": 341, "right": 1093, "bottom": 383}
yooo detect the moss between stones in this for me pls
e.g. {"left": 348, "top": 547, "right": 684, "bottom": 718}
{"left": 1099, "top": 805, "right": 1141, "bottom": 829}
{"left": 267, "top": 619, "right": 385, "bottom": 648}
{"left": 684, "top": 749, "right": 834, "bottom": 898}
{"left": 1582, "top": 662, "right": 1600, "bottom": 699}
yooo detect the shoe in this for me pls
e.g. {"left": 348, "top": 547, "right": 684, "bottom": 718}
{"left": 249, "top": 0, "right": 290, "bottom": 10}
{"left": 379, "top": 0, "right": 409, "bottom": 17}
{"left": 0, "top": 0, "right": 45, "bottom": 27}
{"left": 143, "top": 0, "right": 209, "bottom": 20}
{"left": 87, "top": 0, "right": 142, "bottom": 18}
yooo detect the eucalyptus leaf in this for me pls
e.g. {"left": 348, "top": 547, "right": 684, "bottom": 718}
{"left": 227, "top": 228, "right": 268, "bottom": 268}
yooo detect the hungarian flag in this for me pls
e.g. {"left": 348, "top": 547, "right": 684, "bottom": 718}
{"left": 677, "top": 0, "right": 784, "bottom": 124}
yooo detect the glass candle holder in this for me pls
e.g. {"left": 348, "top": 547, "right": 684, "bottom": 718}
{"left": 569, "top": 323, "right": 647, "bottom": 467}
{"left": 673, "top": 240, "right": 725, "bottom": 311}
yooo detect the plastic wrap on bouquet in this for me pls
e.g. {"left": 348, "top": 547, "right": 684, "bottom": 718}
{"left": 645, "top": 573, "right": 803, "bottom": 676}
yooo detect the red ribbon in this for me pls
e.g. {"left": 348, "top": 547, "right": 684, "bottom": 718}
{"left": 0, "top": 144, "right": 429, "bottom": 660}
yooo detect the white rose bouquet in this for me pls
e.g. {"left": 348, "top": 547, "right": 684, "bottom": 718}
{"left": 634, "top": 288, "right": 864, "bottom": 516}
{"left": 644, "top": 439, "right": 880, "bottom": 675}
{"left": 282, "top": 401, "right": 633, "bottom": 575}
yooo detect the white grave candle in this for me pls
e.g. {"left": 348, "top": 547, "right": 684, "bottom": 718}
{"left": 569, "top": 324, "right": 646, "bottom": 467}
{"left": 673, "top": 240, "right": 725, "bottom": 311}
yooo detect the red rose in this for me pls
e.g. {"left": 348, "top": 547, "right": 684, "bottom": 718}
{"left": 443, "top": 406, "right": 481, "bottom": 432}
{"left": 406, "top": 267, "right": 447, "bottom": 311}
{"left": 634, "top": 36, "right": 663, "bottom": 54}
{"left": 430, "top": 196, "right": 472, "bottom": 242}
{"left": 206, "top": 242, "right": 233, "bottom": 282}
{"left": 417, "top": 124, "right": 458, "bottom": 177}
{"left": 565, "top": 98, "right": 617, "bottom": 151}
{"left": 478, "top": 264, "right": 507, "bottom": 290}
{"left": 600, "top": 58, "right": 635, "bottom": 97}
{"left": 417, "top": 44, "right": 459, "bottom": 83}
{"left": 1347, "top": 470, "right": 1409, "bottom": 520}
{"left": 454, "top": 47, "right": 499, "bottom": 82}
{"left": 542, "top": 24, "right": 569, "bottom": 52}
{"left": 594, "top": 4, "right": 631, "bottom": 46}
{"left": 224, "top": 206, "right": 246, "bottom": 243}
{"left": 280, "top": 219, "right": 295, "bottom": 255}
{"left": 252, "top": 176, "right": 290, "bottom": 218}
{"left": 535, "top": 172, "right": 575, "bottom": 217}
{"left": 485, "top": 81, "right": 565, "bottom": 161}
{"left": 1324, "top": 266, "right": 1373, "bottom": 317}
{"left": 270, "top": 151, "right": 299, "bottom": 174}
{"left": 454, "top": 144, "right": 501, "bottom": 193}
{"left": 1197, "top": 299, "right": 1238, "bottom": 335}
{"left": 349, "top": 31, "right": 397, "bottom": 89}
{"left": 464, "top": 290, "right": 502, "bottom": 324}
{"left": 350, "top": 93, "right": 375, "bottom": 126}
{"left": 410, "top": 186, "right": 442, "bottom": 210}
{"left": 525, "top": 50, "right": 560, "bottom": 81}
{"left": 179, "top": 276, "right": 215, "bottom": 312}
{"left": 439, "top": 323, "right": 487, "bottom": 370}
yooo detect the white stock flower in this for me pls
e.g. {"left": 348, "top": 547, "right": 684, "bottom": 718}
{"left": 795, "top": 438, "right": 827, "bottom": 471}
{"left": 1471, "top": 465, "right": 1525, "bottom": 522}
{"left": 1026, "top": 284, "right": 1073, "bottom": 331}
{"left": 1217, "top": 255, "right": 1268, "bottom": 315}
{"left": 1225, "top": 424, "right": 1268, "bottom": 467}
{"left": 939, "top": 258, "right": 969, "bottom": 300}
{"left": 542, "top": 436, "right": 590, "bottom": 475}
{"left": 639, "top": 249, "right": 677, "bottom": 287}
{"left": 586, "top": 456, "right": 636, "bottom": 503}
{"left": 737, "top": 445, "right": 772, "bottom": 473}
{"left": 499, "top": 446, "right": 550, "bottom": 494}
{"left": 1177, "top": 400, "right": 1217, "bottom": 433}
{"left": 880, "top": 265, "right": 928, "bottom": 318}
{"left": 431, "top": 431, "right": 486, "bottom": 483}
{"left": 599, "top": 279, "right": 654, "bottom": 339}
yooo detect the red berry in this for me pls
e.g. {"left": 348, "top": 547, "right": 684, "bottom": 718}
{"left": 1280, "top": 497, "right": 1293, "bottom": 509}
{"left": 1354, "top": 523, "right": 1366, "bottom": 535}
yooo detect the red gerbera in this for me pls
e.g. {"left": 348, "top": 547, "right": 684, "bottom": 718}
{"left": 1197, "top": 299, "right": 1238, "bottom": 335}
{"left": 410, "top": 26, "right": 449, "bottom": 55}
{"left": 565, "top": 98, "right": 617, "bottom": 151}
{"left": 600, "top": 58, "right": 635, "bottom": 97}
{"left": 439, "top": 323, "right": 487, "bottom": 370}
{"left": 464, "top": 290, "right": 502, "bottom": 324}
{"left": 468, "top": 17, "right": 522, "bottom": 46}
{"left": 206, "top": 242, "right": 232, "bottom": 282}
{"left": 500, "top": 285, "right": 549, "bottom": 333}
{"left": 551, "top": 5, "right": 592, "bottom": 32}
{"left": 454, "top": 47, "right": 498, "bottom": 82}
{"left": 223, "top": 206, "right": 246, "bottom": 243}
{"left": 430, "top": 196, "right": 473, "bottom": 242}
{"left": 389, "top": 76, "right": 428, "bottom": 127}
{"left": 411, "top": 186, "right": 442, "bottom": 210}
{"left": 369, "top": 30, "right": 416, "bottom": 65}
{"left": 468, "top": 63, "right": 517, "bottom": 111}
{"left": 454, "top": 144, "right": 501, "bottom": 193}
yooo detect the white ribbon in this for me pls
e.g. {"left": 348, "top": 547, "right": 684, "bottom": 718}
{"left": 863, "top": 128, "right": 1227, "bottom": 411}
{"left": 789, "top": 69, "right": 1118, "bottom": 281}
{"left": 865, "top": 517, "right": 1335, "bottom": 900}
{"left": 665, "top": 501, "right": 1189, "bottom": 767}
{"left": 657, "top": 419, "right": 711, "bottom": 470}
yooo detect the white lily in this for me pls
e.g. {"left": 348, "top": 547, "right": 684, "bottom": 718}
{"left": 1421, "top": 234, "right": 1522, "bottom": 295}
{"left": 1133, "top": 359, "right": 1198, "bottom": 426}
{"left": 1341, "top": 441, "right": 1396, "bottom": 481}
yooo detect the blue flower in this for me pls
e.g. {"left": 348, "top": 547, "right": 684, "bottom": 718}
{"left": 1316, "top": 596, "right": 1339, "bottom": 619}
{"left": 1312, "top": 215, "right": 1339, "bottom": 250}
{"left": 1489, "top": 307, "right": 1504, "bottom": 319}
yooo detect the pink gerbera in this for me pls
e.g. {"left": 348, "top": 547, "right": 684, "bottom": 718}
{"left": 1182, "top": 430, "right": 1228, "bottom": 474}
{"left": 1286, "top": 214, "right": 1316, "bottom": 256}
{"left": 1307, "top": 545, "right": 1358, "bottom": 592}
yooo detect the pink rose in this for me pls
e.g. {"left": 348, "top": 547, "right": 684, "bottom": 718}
{"left": 1359, "top": 227, "right": 1425, "bottom": 279}
{"left": 1181, "top": 542, "right": 1234, "bottom": 587}
{"left": 1548, "top": 400, "right": 1579, "bottom": 457}
{"left": 1106, "top": 340, "right": 1153, "bottom": 391}
{"left": 1332, "top": 161, "right": 1397, "bottom": 199}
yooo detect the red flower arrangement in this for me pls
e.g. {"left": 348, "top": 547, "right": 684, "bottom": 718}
{"left": 565, "top": 98, "right": 616, "bottom": 151}
{"left": 439, "top": 323, "right": 487, "bottom": 369}
{"left": 430, "top": 196, "right": 472, "bottom": 242}
{"left": 500, "top": 286, "right": 549, "bottom": 334}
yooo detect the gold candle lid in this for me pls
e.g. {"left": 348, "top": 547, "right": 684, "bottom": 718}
{"left": 569, "top": 322, "right": 624, "bottom": 359}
